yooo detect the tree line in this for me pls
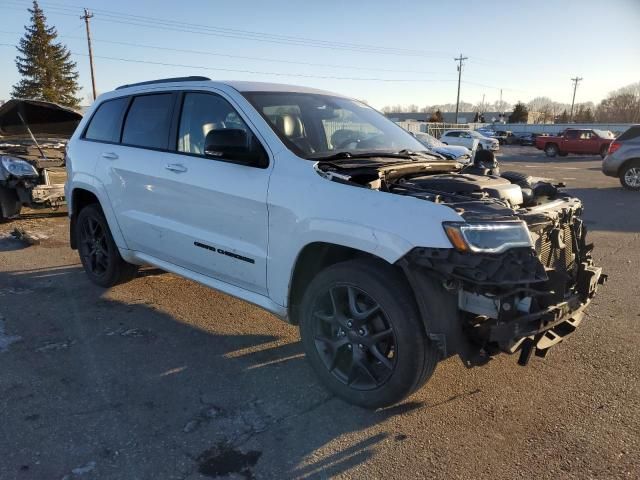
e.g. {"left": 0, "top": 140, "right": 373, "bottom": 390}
{"left": 382, "top": 82, "right": 640, "bottom": 124}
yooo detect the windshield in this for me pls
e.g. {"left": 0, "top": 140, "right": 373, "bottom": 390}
{"left": 243, "top": 92, "right": 429, "bottom": 159}
{"left": 469, "top": 131, "right": 487, "bottom": 139}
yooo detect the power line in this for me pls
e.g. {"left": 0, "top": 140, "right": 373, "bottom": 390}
{"left": 0, "top": 43, "right": 457, "bottom": 83}
{"left": 5, "top": 2, "right": 452, "bottom": 58}
{"left": 0, "top": 29, "right": 445, "bottom": 76}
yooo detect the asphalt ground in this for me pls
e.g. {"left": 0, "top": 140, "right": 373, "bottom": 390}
{"left": 0, "top": 145, "right": 638, "bottom": 479}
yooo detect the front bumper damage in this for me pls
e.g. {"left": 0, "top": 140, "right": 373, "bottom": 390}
{"left": 398, "top": 216, "right": 606, "bottom": 367}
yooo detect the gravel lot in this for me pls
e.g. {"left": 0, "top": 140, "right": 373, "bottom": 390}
{"left": 0, "top": 146, "right": 638, "bottom": 479}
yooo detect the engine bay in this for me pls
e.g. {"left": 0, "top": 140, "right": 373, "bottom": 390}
{"left": 313, "top": 154, "right": 576, "bottom": 223}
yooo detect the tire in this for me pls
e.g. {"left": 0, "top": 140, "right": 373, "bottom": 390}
{"left": 0, "top": 186, "right": 22, "bottom": 222}
{"left": 544, "top": 144, "right": 558, "bottom": 157}
{"left": 76, "top": 204, "right": 138, "bottom": 287}
{"left": 619, "top": 161, "right": 640, "bottom": 191}
{"left": 600, "top": 145, "right": 608, "bottom": 159}
{"left": 299, "top": 258, "right": 438, "bottom": 409}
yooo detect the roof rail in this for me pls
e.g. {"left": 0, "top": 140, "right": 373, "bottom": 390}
{"left": 115, "top": 76, "right": 211, "bottom": 90}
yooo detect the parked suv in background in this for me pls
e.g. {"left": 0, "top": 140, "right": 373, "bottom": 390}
{"left": 441, "top": 129, "right": 499, "bottom": 151}
{"left": 66, "top": 77, "right": 604, "bottom": 408}
{"left": 602, "top": 125, "right": 640, "bottom": 190}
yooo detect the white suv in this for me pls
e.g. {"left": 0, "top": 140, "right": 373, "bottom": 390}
{"left": 441, "top": 129, "right": 499, "bottom": 151}
{"left": 66, "top": 77, "right": 603, "bottom": 408}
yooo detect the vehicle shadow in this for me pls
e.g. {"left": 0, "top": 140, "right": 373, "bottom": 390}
{"left": 561, "top": 186, "right": 640, "bottom": 233}
{"left": 0, "top": 265, "right": 437, "bottom": 479}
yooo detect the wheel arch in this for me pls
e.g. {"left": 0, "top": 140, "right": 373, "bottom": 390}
{"left": 287, "top": 242, "right": 408, "bottom": 325}
{"left": 68, "top": 185, "right": 127, "bottom": 250}
{"left": 619, "top": 157, "right": 640, "bottom": 174}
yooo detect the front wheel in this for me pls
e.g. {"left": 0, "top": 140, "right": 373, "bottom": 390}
{"left": 299, "top": 259, "right": 438, "bottom": 409}
{"left": 76, "top": 204, "right": 139, "bottom": 287}
{"left": 545, "top": 144, "right": 558, "bottom": 157}
{"left": 0, "top": 186, "right": 22, "bottom": 222}
{"left": 620, "top": 161, "right": 640, "bottom": 191}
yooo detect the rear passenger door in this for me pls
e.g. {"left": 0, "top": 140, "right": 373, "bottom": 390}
{"left": 580, "top": 131, "right": 599, "bottom": 154}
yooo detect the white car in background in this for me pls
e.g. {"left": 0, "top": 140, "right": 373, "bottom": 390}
{"left": 441, "top": 129, "right": 499, "bottom": 151}
{"left": 413, "top": 132, "right": 474, "bottom": 164}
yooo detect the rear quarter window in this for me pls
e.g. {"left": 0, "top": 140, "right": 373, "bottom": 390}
{"left": 122, "top": 93, "right": 175, "bottom": 149}
{"left": 83, "top": 97, "right": 128, "bottom": 142}
{"left": 617, "top": 126, "right": 640, "bottom": 142}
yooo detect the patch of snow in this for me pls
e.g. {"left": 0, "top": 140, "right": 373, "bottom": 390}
{"left": 71, "top": 461, "right": 96, "bottom": 475}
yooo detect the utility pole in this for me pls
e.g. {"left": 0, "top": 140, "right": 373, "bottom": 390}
{"left": 81, "top": 9, "right": 97, "bottom": 101}
{"left": 454, "top": 54, "right": 468, "bottom": 124}
{"left": 569, "top": 76, "right": 583, "bottom": 123}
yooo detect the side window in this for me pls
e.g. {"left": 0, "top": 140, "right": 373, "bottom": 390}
{"left": 177, "top": 92, "right": 249, "bottom": 155}
{"left": 84, "top": 97, "right": 128, "bottom": 142}
{"left": 122, "top": 94, "right": 175, "bottom": 149}
{"left": 565, "top": 130, "right": 579, "bottom": 139}
{"left": 447, "top": 132, "right": 459, "bottom": 137}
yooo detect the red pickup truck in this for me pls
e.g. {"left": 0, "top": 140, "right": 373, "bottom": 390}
{"left": 535, "top": 128, "right": 613, "bottom": 158}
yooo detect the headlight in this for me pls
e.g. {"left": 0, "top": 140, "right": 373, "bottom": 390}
{"left": 443, "top": 221, "right": 533, "bottom": 253}
{"left": 1, "top": 156, "right": 39, "bottom": 177}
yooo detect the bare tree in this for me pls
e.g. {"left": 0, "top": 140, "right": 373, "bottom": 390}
{"left": 595, "top": 82, "right": 640, "bottom": 123}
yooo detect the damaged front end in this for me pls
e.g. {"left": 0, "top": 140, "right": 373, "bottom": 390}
{"left": 403, "top": 203, "right": 605, "bottom": 365}
{"left": 315, "top": 155, "right": 606, "bottom": 366}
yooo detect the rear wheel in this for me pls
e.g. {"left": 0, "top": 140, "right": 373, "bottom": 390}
{"left": 76, "top": 204, "right": 138, "bottom": 287}
{"left": 545, "top": 143, "right": 558, "bottom": 157}
{"left": 299, "top": 259, "right": 438, "bottom": 408}
{"left": 600, "top": 145, "right": 609, "bottom": 159}
{"left": 620, "top": 161, "right": 640, "bottom": 191}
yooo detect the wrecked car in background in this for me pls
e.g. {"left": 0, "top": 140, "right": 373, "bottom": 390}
{"left": 0, "top": 99, "right": 82, "bottom": 221}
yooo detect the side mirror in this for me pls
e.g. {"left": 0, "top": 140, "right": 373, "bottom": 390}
{"left": 204, "top": 129, "right": 267, "bottom": 167}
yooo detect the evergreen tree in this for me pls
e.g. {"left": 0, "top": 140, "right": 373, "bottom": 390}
{"left": 12, "top": 1, "right": 81, "bottom": 108}
{"left": 428, "top": 110, "right": 444, "bottom": 122}
{"left": 509, "top": 102, "right": 529, "bottom": 123}
{"left": 557, "top": 109, "right": 569, "bottom": 123}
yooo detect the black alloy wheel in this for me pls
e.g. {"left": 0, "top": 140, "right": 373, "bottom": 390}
{"left": 79, "top": 214, "right": 110, "bottom": 278}
{"left": 76, "top": 204, "right": 138, "bottom": 287}
{"left": 311, "top": 284, "right": 396, "bottom": 390}
{"left": 299, "top": 259, "right": 439, "bottom": 408}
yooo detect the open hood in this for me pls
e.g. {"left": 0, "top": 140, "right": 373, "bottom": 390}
{"left": 0, "top": 99, "right": 82, "bottom": 140}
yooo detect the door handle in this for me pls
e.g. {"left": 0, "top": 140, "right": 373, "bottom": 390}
{"left": 101, "top": 152, "right": 119, "bottom": 160}
{"left": 165, "top": 163, "right": 188, "bottom": 173}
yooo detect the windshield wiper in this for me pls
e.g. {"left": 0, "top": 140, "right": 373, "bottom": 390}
{"left": 313, "top": 151, "right": 412, "bottom": 161}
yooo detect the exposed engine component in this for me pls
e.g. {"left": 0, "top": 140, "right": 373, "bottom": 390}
{"left": 398, "top": 173, "right": 524, "bottom": 208}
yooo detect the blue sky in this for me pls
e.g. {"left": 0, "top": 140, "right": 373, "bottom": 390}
{"left": 1, "top": 0, "right": 639, "bottom": 108}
